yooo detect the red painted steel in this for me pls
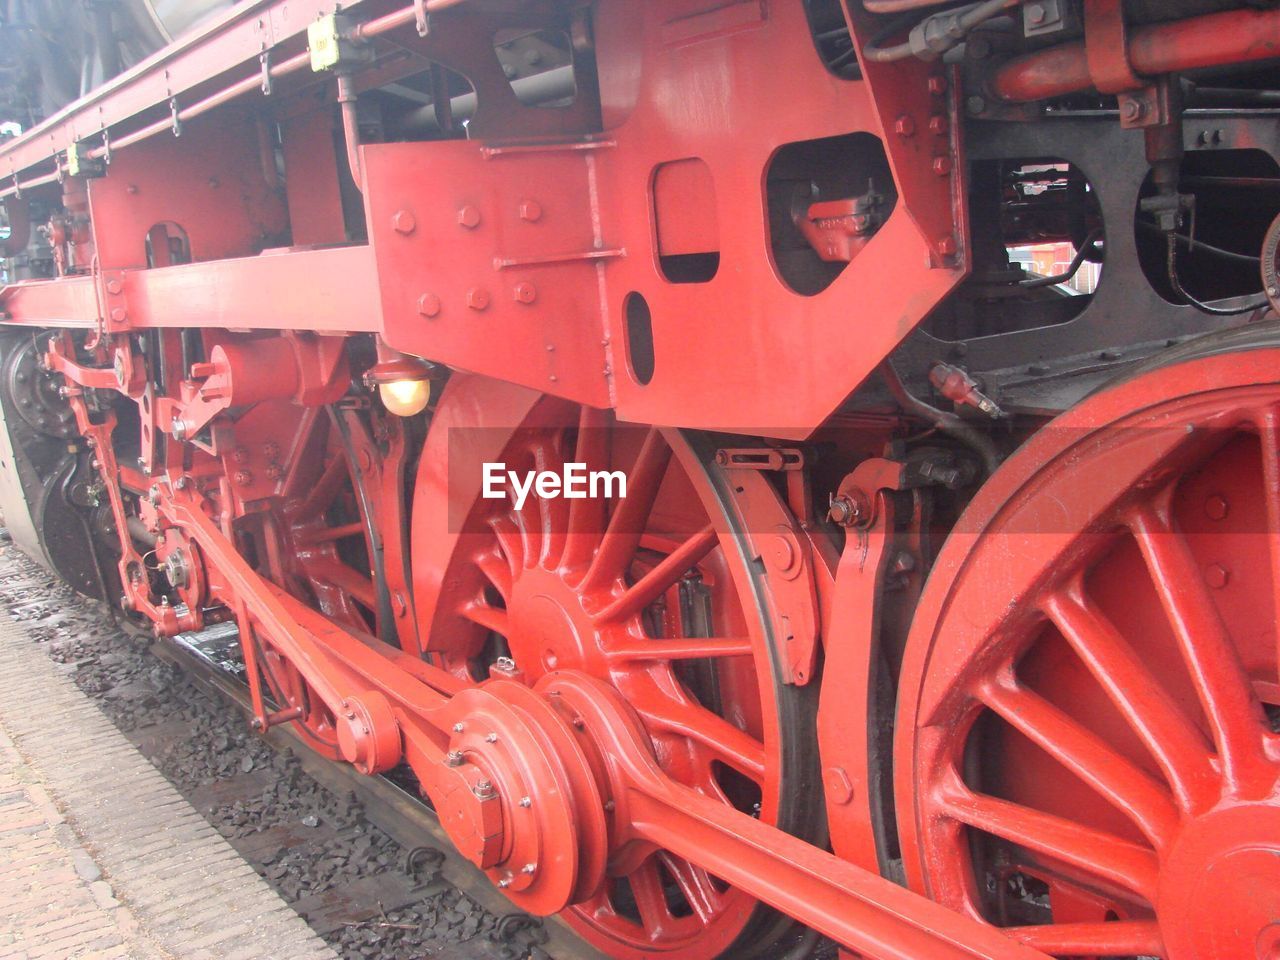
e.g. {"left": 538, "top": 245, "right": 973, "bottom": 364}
{"left": 898, "top": 347, "right": 1280, "bottom": 960}
{"left": 994, "top": 5, "right": 1280, "bottom": 102}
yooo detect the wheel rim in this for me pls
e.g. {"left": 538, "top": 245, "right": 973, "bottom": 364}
{"left": 897, "top": 337, "right": 1280, "bottom": 960}
{"left": 413, "top": 375, "right": 819, "bottom": 960}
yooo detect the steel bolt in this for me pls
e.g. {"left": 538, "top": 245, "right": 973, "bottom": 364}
{"left": 521, "top": 863, "right": 537, "bottom": 874}
{"left": 417, "top": 293, "right": 442, "bottom": 318}
{"left": 1205, "top": 494, "right": 1229, "bottom": 521}
{"left": 110, "top": 307, "right": 127, "bottom": 325}
{"left": 828, "top": 495, "right": 863, "bottom": 527}
{"left": 453, "top": 722, "right": 465, "bottom": 733}
{"left": 1026, "top": 3, "right": 1046, "bottom": 24}
{"left": 514, "top": 282, "right": 537, "bottom": 304}
{"left": 518, "top": 200, "right": 543, "bottom": 222}
{"left": 519, "top": 796, "right": 532, "bottom": 808}
{"left": 446, "top": 750, "right": 465, "bottom": 766}
{"left": 234, "top": 469, "right": 253, "bottom": 486}
{"left": 174, "top": 476, "right": 189, "bottom": 490}
{"left": 893, "top": 115, "right": 915, "bottom": 138}
{"left": 1121, "top": 99, "right": 1146, "bottom": 123}
{"left": 232, "top": 446, "right": 250, "bottom": 464}
{"left": 391, "top": 209, "right": 417, "bottom": 235}
{"left": 457, "top": 205, "right": 481, "bottom": 229}
{"left": 105, "top": 278, "right": 123, "bottom": 295}
{"left": 485, "top": 732, "right": 498, "bottom": 743}
{"left": 497, "top": 878, "right": 511, "bottom": 889}
{"left": 475, "top": 779, "right": 495, "bottom": 798}
{"left": 467, "top": 287, "right": 491, "bottom": 311}
{"left": 1204, "top": 563, "right": 1230, "bottom": 590}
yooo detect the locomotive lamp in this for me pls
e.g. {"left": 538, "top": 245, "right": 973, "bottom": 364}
{"left": 366, "top": 342, "right": 435, "bottom": 417}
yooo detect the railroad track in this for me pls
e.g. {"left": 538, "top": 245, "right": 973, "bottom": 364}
{"left": 0, "top": 541, "right": 603, "bottom": 960}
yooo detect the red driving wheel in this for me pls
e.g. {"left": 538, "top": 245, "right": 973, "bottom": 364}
{"left": 897, "top": 328, "right": 1280, "bottom": 959}
{"left": 412, "top": 375, "right": 822, "bottom": 960}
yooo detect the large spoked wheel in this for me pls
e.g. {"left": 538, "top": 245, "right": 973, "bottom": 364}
{"left": 897, "top": 327, "right": 1280, "bottom": 960}
{"left": 260, "top": 406, "right": 391, "bottom": 759}
{"left": 413, "top": 375, "right": 821, "bottom": 960}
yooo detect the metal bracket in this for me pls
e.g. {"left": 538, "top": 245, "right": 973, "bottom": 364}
{"left": 170, "top": 98, "right": 182, "bottom": 138}
{"left": 260, "top": 51, "right": 273, "bottom": 95}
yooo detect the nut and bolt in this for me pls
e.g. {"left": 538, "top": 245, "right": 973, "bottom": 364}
{"left": 514, "top": 282, "right": 537, "bottom": 304}
{"left": 485, "top": 732, "right": 498, "bottom": 743}
{"left": 1121, "top": 99, "right": 1147, "bottom": 123}
{"left": 519, "top": 796, "right": 532, "bottom": 808}
{"left": 475, "top": 779, "right": 496, "bottom": 798}
{"left": 233, "top": 470, "right": 253, "bottom": 487}
{"left": 391, "top": 209, "right": 417, "bottom": 235}
{"left": 417, "top": 293, "right": 442, "bottom": 318}
{"left": 445, "top": 750, "right": 465, "bottom": 767}
{"left": 521, "top": 863, "right": 537, "bottom": 875}
{"left": 828, "top": 495, "right": 864, "bottom": 527}
{"left": 1204, "top": 494, "right": 1230, "bottom": 521}
{"left": 467, "top": 288, "right": 491, "bottom": 311}
{"left": 453, "top": 722, "right": 465, "bottom": 733}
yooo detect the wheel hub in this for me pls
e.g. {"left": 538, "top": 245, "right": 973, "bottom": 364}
{"left": 506, "top": 568, "right": 623, "bottom": 681}
{"left": 1160, "top": 804, "right": 1280, "bottom": 960}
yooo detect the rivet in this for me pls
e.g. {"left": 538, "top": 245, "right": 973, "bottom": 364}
{"left": 1204, "top": 563, "right": 1230, "bottom": 590}
{"left": 392, "top": 209, "right": 417, "bottom": 235}
{"left": 928, "top": 75, "right": 948, "bottom": 95}
{"left": 928, "top": 114, "right": 949, "bottom": 136}
{"left": 467, "top": 288, "right": 491, "bottom": 311}
{"left": 893, "top": 115, "right": 915, "bottom": 138}
{"left": 1204, "top": 494, "right": 1229, "bottom": 521}
{"left": 518, "top": 200, "right": 543, "bottom": 222}
{"left": 458, "top": 205, "right": 481, "bottom": 229}
{"left": 932, "top": 156, "right": 953, "bottom": 176}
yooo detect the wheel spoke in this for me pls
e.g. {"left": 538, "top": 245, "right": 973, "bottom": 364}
{"left": 1010, "top": 920, "right": 1164, "bottom": 957}
{"left": 580, "top": 429, "right": 672, "bottom": 591}
{"left": 593, "top": 526, "right": 718, "bottom": 624}
{"left": 562, "top": 406, "right": 611, "bottom": 571}
{"left": 1041, "top": 584, "right": 1216, "bottom": 812}
{"left": 657, "top": 852, "right": 723, "bottom": 924}
{"left": 488, "top": 514, "right": 524, "bottom": 578}
{"left": 288, "top": 452, "right": 348, "bottom": 522}
{"left": 605, "top": 636, "right": 753, "bottom": 662}
{"left": 937, "top": 777, "right": 1161, "bottom": 903}
{"left": 638, "top": 695, "right": 767, "bottom": 783}
{"left": 532, "top": 437, "right": 569, "bottom": 569}
{"left": 297, "top": 520, "right": 365, "bottom": 545}
{"left": 629, "top": 857, "right": 673, "bottom": 934}
{"left": 305, "top": 558, "right": 376, "bottom": 610}
{"left": 475, "top": 549, "right": 513, "bottom": 604}
{"left": 978, "top": 666, "right": 1181, "bottom": 848}
{"left": 459, "top": 599, "right": 510, "bottom": 637}
{"left": 1128, "top": 497, "right": 1271, "bottom": 794}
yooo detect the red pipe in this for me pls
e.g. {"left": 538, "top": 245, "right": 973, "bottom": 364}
{"left": 993, "top": 5, "right": 1280, "bottom": 102}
